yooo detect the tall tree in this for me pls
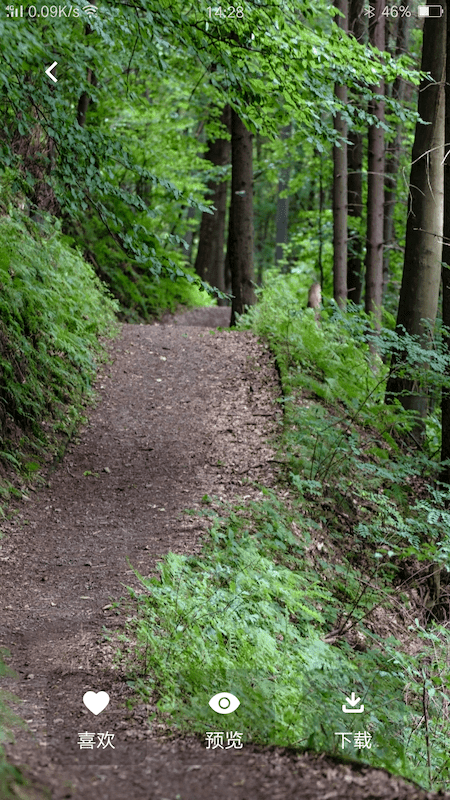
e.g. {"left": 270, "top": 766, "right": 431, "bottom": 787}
{"left": 382, "top": 13, "right": 410, "bottom": 298}
{"left": 386, "top": 2, "right": 445, "bottom": 421}
{"left": 194, "top": 105, "right": 231, "bottom": 293}
{"left": 317, "top": 148, "right": 325, "bottom": 288}
{"left": 347, "top": 0, "right": 365, "bottom": 305}
{"left": 77, "top": 68, "right": 97, "bottom": 128}
{"left": 76, "top": 7, "right": 97, "bottom": 128}
{"left": 333, "top": 0, "right": 348, "bottom": 308}
{"left": 347, "top": 131, "right": 363, "bottom": 304}
{"left": 365, "top": 0, "right": 385, "bottom": 323}
{"left": 180, "top": 205, "right": 196, "bottom": 263}
{"left": 228, "top": 107, "right": 256, "bottom": 326}
{"left": 441, "top": 2, "right": 450, "bottom": 485}
{"left": 275, "top": 125, "right": 292, "bottom": 267}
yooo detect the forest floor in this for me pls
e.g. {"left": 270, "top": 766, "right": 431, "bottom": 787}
{"left": 0, "top": 307, "right": 448, "bottom": 800}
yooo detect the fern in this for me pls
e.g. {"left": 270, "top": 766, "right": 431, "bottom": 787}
{"left": 0, "top": 205, "right": 119, "bottom": 472}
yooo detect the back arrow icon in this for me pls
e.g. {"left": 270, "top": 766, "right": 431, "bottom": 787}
{"left": 45, "top": 62, "right": 58, "bottom": 83}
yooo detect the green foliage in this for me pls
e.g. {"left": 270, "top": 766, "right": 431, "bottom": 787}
{"left": 0, "top": 0, "right": 420, "bottom": 301}
{"left": 237, "top": 273, "right": 385, "bottom": 410}
{"left": 0, "top": 205, "right": 118, "bottom": 473}
{"left": 118, "top": 498, "right": 352, "bottom": 745}
{"left": 117, "top": 491, "right": 450, "bottom": 787}
{"left": 0, "top": 653, "right": 26, "bottom": 799}
{"left": 112, "top": 273, "right": 450, "bottom": 791}
{"left": 77, "top": 217, "right": 213, "bottom": 321}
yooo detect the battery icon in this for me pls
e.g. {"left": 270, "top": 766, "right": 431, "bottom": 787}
{"left": 418, "top": 5, "right": 443, "bottom": 16}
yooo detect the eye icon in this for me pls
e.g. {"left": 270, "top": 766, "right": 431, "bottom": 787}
{"left": 208, "top": 692, "right": 240, "bottom": 715}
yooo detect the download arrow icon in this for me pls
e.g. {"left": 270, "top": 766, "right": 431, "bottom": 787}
{"left": 45, "top": 61, "right": 58, "bottom": 83}
{"left": 342, "top": 691, "right": 364, "bottom": 713}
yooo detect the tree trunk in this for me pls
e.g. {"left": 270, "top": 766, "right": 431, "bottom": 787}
{"left": 365, "top": 0, "right": 385, "bottom": 324}
{"left": 441, "top": 2, "right": 450, "bottom": 485}
{"left": 179, "top": 205, "right": 196, "bottom": 263}
{"left": 194, "top": 105, "right": 231, "bottom": 293}
{"left": 386, "top": 3, "right": 445, "bottom": 421}
{"left": 333, "top": 0, "right": 348, "bottom": 309}
{"left": 275, "top": 125, "right": 291, "bottom": 267}
{"left": 317, "top": 149, "right": 325, "bottom": 288}
{"left": 77, "top": 15, "right": 96, "bottom": 128}
{"left": 347, "top": 0, "right": 364, "bottom": 305}
{"left": 228, "top": 108, "right": 256, "bottom": 326}
{"left": 347, "top": 130, "right": 363, "bottom": 305}
{"left": 382, "top": 13, "right": 410, "bottom": 299}
{"left": 222, "top": 247, "right": 231, "bottom": 304}
{"left": 348, "top": 0, "right": 364, "bottom": 37}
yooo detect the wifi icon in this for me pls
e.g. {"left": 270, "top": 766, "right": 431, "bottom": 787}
{"left": 82, "top": 4, "right": 97, "bottom": 14}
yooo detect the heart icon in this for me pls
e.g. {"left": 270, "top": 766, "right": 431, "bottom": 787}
{"left": 83, "top": 691, "right": 110, "bottom": 715}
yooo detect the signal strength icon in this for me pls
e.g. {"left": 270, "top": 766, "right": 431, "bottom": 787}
{"left": 82, "top": 4, "right": 98, "bottom": 14}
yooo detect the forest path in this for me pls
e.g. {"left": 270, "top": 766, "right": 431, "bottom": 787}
{"left": 0, "top": 307, "right": 447, "bottom": 800}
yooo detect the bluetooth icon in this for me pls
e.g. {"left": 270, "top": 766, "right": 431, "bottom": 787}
{"left": 363, "top": 4, "right": 375, "bottom": 16}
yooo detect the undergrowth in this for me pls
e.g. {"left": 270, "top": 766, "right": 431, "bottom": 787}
{"left": 0, "top": 208, "right": 119, "bottom": 487}
{"left": 72, "top": 215, "right": 214, "bottom": 322}
{"left": 112, "top": 274, "right": 450, "bottom": 790}
{"left": 120, "top": 497, "right": 407, "bottom": 754}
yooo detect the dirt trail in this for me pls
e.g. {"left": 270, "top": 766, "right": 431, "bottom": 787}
{"left": 0, "top": 308, "right": 448, "bottom": 800}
